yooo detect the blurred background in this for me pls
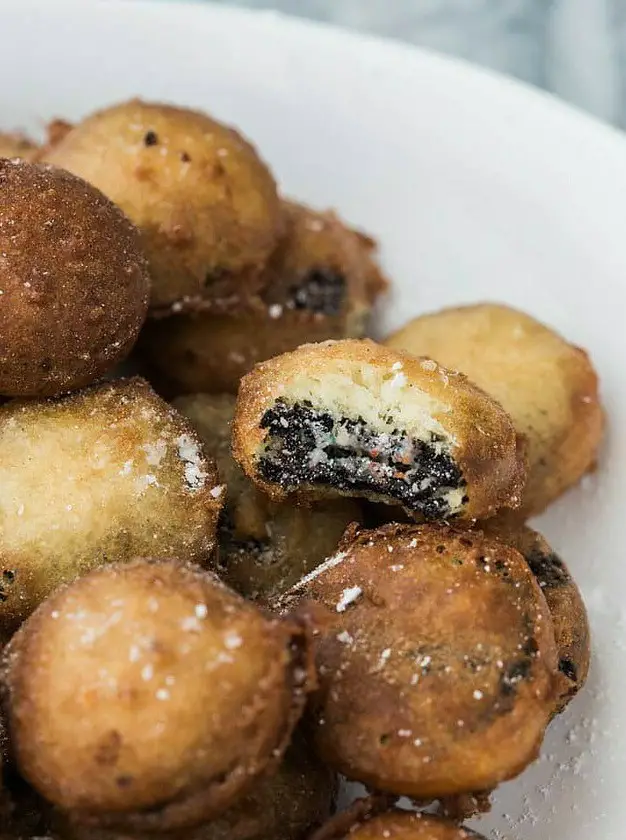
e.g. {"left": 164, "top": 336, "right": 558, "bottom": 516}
{"left": 206, "top": 0, "right": 624, "bottom": 127}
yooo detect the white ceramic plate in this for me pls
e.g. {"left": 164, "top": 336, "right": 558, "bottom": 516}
{"left": 2, "top": 1, "right": 625, "bottom": 837}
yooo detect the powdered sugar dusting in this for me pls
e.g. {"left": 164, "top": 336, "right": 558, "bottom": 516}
{"left": 224, "top": 630, "right": 242, "bottom": 649}
{"left": 176, "top": 434, "right": 207, "bottom": 491}
{"left": 336, "top": 585, "right": 363, "bottom": 612}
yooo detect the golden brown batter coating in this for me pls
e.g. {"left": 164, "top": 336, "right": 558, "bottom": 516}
{"left": 44, "top": 99, "right": 282, "bottom": 312}
{"left": 233, "top": 339, "right": 526, "bottom": 522}
{"left": 0, "top": 378, "right": 223, "bottom": 638}
{"left": 139, "top": 200, "right": 388, "bottom": 396}
{"left": 385, "top": 303, "right": 603, "bottom": 516}
{"left": 54, "top": 732, "right": 336, "bottom": 840}
{"left": 278, "top": 523, "right": 558, "bottom": 799}
{"left": 0, "top": 160, "right": 150, "bottom": 397}
{"left": 0, "top": 132, "right": 39, "bottom": 161}
{"left": 262, "top": 200, "right": 388, "bottom": 337}
{"left": 175, "top": 393, "right": 361, "bottom": 601}
{"left": 139, "top": 297, "right": 342, "bottom": 398}
{"left": 3, "top": 559, "right": 314, "bottom": 832}
{"left": 312, "top": 809, "right": 486, "bottom": 840}
{"left": 482, "top": 518, "right": 590, "bottom": 712}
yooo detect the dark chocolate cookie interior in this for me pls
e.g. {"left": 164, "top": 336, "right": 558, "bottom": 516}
{"left": 288, "top": 268, "right": 346, "bottom": 315}
{"left": 524, "top": 546, "right": 571, "bottom": 589}
{"left": 264, "top": 267, "right": 347, "bottom": 317}
{"left": 520, "top": 539, "right": 588, "bottom": 700}
{"left": 258, "top": 399, "right": 466, "bottom": 518}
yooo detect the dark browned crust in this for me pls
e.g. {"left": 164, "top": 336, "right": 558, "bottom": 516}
{"left": 277, "top": 523, "right": 558, "bottom": 799}
{"left": 0, "top": 159, "right": 150, "bottom": 396}
{"left": 2, "top": 559, "right": 316, "bottom": 833}
{"left": 32, "top": 118, "right": 75, "bottom": 160}
{"left": 482, "top": 518, "right": 590, "bottom": 712}
{"left": 232, "top": 339, "right": 527, "bottom": 521}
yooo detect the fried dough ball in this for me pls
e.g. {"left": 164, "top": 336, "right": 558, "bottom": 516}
{"left": 44, "top": 99, "right": 282, "bottom": 311}
{"left": 312, "top": 809, "right": 485, "bottom": 840}
{"left": 54, "top": 732, "right": 335, "bottom": 840}
{"left": 483, "top": 518, "right": 590, "bottom": 711}
{"left": 3, "top": 559, "right": 313, "bottom": 832}
{"left": 233, "top": 339, "right": 527, "bottom": 522}
{"left": 0, "top": 160, "right": 150, "bottom": 397}
{"left": 278, "top": 523, "right": 558, "bottom": 799}
{"left": 175, "top": 393, "right": 361, "bottom": 601}
{"left": 0, "top": 132, "right": 39, "bottom": 160}
{"left": 140, "top": 200, "right": 388, "bottom": 396}
{"left": 0, "top": 378, "right": 223, "bottom": 638}
{"left": 385, "top": 303, "right": 603, "bottom": 516}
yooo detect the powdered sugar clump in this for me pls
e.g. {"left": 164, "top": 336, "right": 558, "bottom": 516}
{"left": 176, "top": 434, "right": 208, "bottom": 491}
{"left": 336, "top": 585, "right": 363, "bottom": 613}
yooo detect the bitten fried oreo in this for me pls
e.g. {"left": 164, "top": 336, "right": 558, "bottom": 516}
{"left": 386, "top": 303, "right": 603, "bottom": 516}
{"left": 175, "top": 393, "right": 361, "bottom": 601}
{"left": 0, "top": 159, "right": 150, "bottom": 397}
{"left": 140, "top": 200, "right": 388, "bottom": 396}
{"left": 44, "top": 99, "right": 282, "bottom": 312}
{"left": 312, "top": 809, "right": 485, "bottom": 840}
{"left": 3, "top": 559, "right": 313, "bottom": 833}
{"left": 278, "top": 523, "right": 558, "bottom": 799}
{"left": 0, "top": 378, "right": 223, "bottom": 637}
{"left": 233, "top": 340, "right": 526, "bottom": 522}
{"left": 483, "top": 518, "right": 590, "bottom": 711}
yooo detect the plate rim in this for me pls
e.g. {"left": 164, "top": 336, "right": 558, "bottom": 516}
{"left": 21, "top": 0, "right": 626, "bottom": 153}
